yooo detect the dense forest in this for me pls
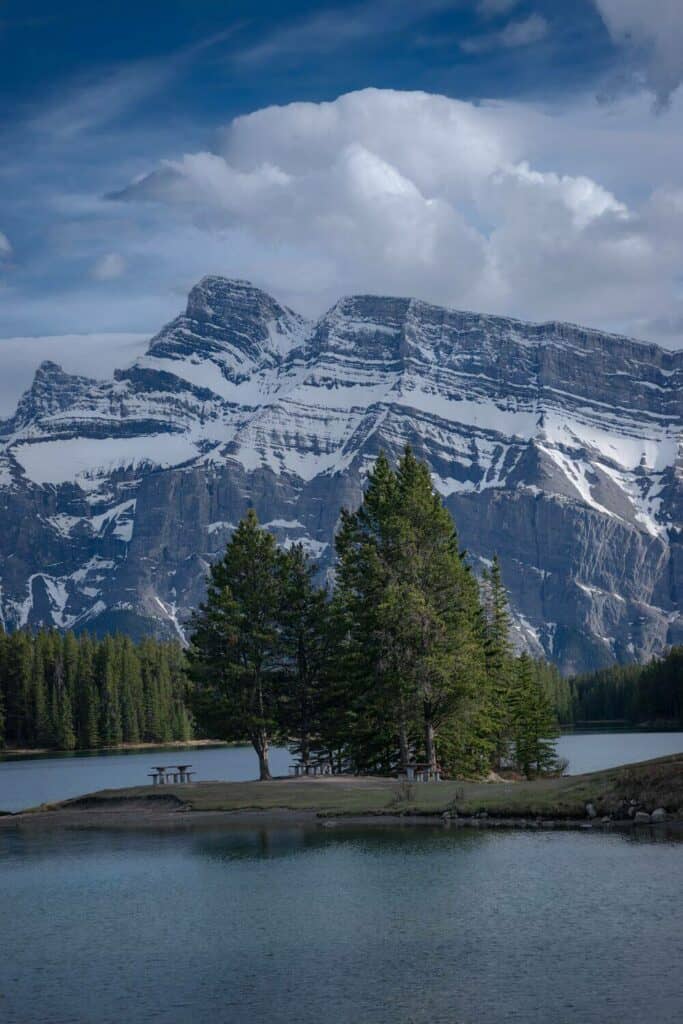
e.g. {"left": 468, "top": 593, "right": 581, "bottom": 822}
{"left": 0, "top": 630, "right": 192, "bottom": 751}
{"left": 569, "top": 648, "right": 683, "bottom": 726}
{"left": 189, "top": 448, "right": 559, "bottom": 780}
{"left": 1, "top": 448, "right": 678, "bottom": 765}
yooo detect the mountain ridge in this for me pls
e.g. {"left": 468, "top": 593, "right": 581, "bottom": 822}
{"left": 0, "top": 276, "right": 680, "bottom": 673}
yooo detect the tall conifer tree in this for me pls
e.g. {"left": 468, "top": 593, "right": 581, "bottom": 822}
{"left": 189, "top": 509, "right": 284, "bottom": 780}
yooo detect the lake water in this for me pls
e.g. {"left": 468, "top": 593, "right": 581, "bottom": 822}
{"left": 0, "top": 824, "right": 681, "bottom": 1024}
{"left": 1, "top": 732, "right": 682, "bottom": 813}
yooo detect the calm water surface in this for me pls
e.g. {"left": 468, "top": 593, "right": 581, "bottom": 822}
{"left": 1, "top": 733, "right": 682, "bottom": 813}
{"left": 0, "top": 825, "right": 681, "bottom": 1024}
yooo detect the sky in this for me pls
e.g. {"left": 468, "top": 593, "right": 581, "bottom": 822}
{"left": 2, "top": 0, "right": 683, "bottom": 411}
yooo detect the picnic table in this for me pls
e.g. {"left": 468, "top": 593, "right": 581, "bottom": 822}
{"left": 401, "top": 763, "right": 442, "bottom": 783}
{"left": 289, "top": 761, "right": 334, "bottom": 777}
{"left": 147, "top": 764, "right": 196, "bottom": 785}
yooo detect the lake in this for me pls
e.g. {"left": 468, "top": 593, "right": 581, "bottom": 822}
{"left": 1, "top": 732, "right": 683, "bottom": 813}
{"left": 0, "top": 824, "right": 681, "bottom": 1024}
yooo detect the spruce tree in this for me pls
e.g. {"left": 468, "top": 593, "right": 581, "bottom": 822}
{"left": 98, "top": 636, "right": 123, "bottom": 747}
{"left": 77, "top": 634, "right": 100, "bottom": 749}
{"left": 189, "top": 509, "right": 284, "bottom": 780}
{"left": 335, "top": 446, "right": 489, "bottom": 776}
{"left": 483, "top": 555, "right": 516, "bottom": 767}
{"left": 278, "top": 543, "right": 330, "bottom": 768}
{"left": 509, "top": 652, "right": 559, "bottom": 776}
{"left": 31, "top": 632, "right": 50, "bottom": 747}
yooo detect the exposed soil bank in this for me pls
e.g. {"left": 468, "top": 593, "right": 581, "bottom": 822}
{"left": 2, "top": 754, "right": 681, "bottom": 833}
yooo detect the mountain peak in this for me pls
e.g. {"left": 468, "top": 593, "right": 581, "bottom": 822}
{"left": 185, "top": 276, "right": 278, "bottom": 322}
{"left": 143, "top": 277, "right": 310, "bottom": 374}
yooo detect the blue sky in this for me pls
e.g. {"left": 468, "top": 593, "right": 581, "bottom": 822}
{"left": 1, "top": 0, "right": 683, "bottom": 407}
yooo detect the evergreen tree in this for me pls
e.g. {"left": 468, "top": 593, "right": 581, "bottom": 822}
{"left": 189, "top": 509, "right": 284, "bottom": 780}
{"left": 31, "top": 632, "right": 50, "bottom": 747}
{"left": 51, "top": 640, "right": 76, "bottom": 751}
{"left": 482, "top": 555, "right": 515, "bottom": 766}
{"left": 0, "top": 626, "right": 193, "bottom": 752}
{"left": 98, "top": 636, "right": 123, "bottom": 747}
{"left": 77, "top": 633, "right": 100, "bottom": 749}
{"left": 509, "top": 652, "right": 559, "bottom": 776}
{"left": 336, "top": 446, "right": 489, "bottom": 776}
{"left": 278, "top": 543, "right": 330, "bottom": 768}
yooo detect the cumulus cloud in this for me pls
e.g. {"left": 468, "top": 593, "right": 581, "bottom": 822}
{"left": 0, "top": 231, "right": 12, "bottom": 258}
{"left": 594, "top": 0, "right": 683, "bottom": 108}
{"left": 110, "top": 87, "right": 682, "bottom": 338}
{"left": 91, "top": 251, "right": 127, "bottom": 280}
{"left": 461, "top": 14, "right": 549, "bottom": 53}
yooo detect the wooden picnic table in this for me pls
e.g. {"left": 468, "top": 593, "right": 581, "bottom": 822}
{"left": 148, "top": 764, "right": 195, "bottom": 784}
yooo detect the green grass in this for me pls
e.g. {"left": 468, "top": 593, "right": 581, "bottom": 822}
{"left": 56, "top": 753, "right": 683, "bottom": 820}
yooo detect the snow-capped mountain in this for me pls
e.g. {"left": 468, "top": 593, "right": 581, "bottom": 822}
{"left": 0, "top": 276, "right": 680, "bottom": 673}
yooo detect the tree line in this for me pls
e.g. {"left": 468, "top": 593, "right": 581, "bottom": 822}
{"left": 568, "top": 647, "right": 682, "bottom": 725}
{"left": 189, "top": 447, "right": 559, "bottom": 780}
{"left": 0, "top": 630, "right": 192, "bottom": 751}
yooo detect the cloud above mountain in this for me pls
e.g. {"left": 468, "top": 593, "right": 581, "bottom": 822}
{"left": 112, "top": 87, "right": 683, "bottom": 343}
{"left": 593, "top": 0, "right": 683, "bottom": 108}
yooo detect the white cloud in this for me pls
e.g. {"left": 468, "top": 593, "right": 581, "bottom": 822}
{"left": 461, "top": 14, "right": 549, "bottom": 53}
{"left": 594, "top": 0, "right": 683, "bottom": 108}
{"left": 91, "top": 252, "right": 127, "bottom": 280}
{"left": 110, "top": 86, "right": 683, "bottom": 345}
{"left": 0, "top": 231, "right": 12, "bottom": 257}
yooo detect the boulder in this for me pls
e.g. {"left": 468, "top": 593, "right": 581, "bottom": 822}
{"left": 634, "top": 811, "right": 651, "bottom": 824}
{"left": 585, "top": 802, "right": 597, "bottom": 818}
{"left": 650, "top": 808, "right": 667, "bottom": 823}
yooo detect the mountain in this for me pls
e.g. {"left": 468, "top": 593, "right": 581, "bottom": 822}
{"left": 0, "top": 276, "right": 680, "bottom": 673}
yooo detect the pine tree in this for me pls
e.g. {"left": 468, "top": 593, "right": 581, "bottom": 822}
{"left": 98, "top": 636, "right": 123, "bottom": 747}
{"left": 77, "top": 633, "right": 100, "bottom": 749}
{"left": 119, "top": 636, "right": 142, "bottom": 744}
{"left": 278, "top": 543, "right": 330, "bottom": 768}
{"left": 482, "top": 555, "right": 516, "bottom": 767}
{"left": 189, "top": 509, "right": 284, "bottom": 780}
{"left": 509, "top": 652, "right": 559, "bottom": 776}
{"left": 51, "top": 641, "right": 76, "bottom": 751}
{"left": 335, "top": 446, "right": 490, "bottom": 776}
{"left": 31, "top": 632, "right": 50, "bottom": 747}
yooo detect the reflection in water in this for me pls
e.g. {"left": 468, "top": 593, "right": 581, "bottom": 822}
{"left": 1, "top": 825, "right": 681, "bottom": 1024}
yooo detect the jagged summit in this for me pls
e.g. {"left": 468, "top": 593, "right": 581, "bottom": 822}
{"left": 185, "top": 276, "right": 289, "bottom": 322}
{"left": 0, "top": 277, "right": 680, "bottom": 673}
{"left": 143, "top": 275, "right": 309, "bottom": 375}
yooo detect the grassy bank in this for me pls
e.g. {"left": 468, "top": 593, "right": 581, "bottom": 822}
{"left": 21, "top": 753, "right": 682, "bottom": 823}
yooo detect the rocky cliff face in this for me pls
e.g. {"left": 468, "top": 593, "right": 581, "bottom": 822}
{"left": 0, "top": 276, "right": 680, "bottom": 673}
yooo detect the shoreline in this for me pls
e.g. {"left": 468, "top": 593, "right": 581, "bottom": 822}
{"left": 2, "top": 753, "right": 681, "bottom": 832}
{"left": 0, "top": 739, "right": 230, "bottom": 758}
{"left": 2, "top": 803, "right": 682, "bottom": 835}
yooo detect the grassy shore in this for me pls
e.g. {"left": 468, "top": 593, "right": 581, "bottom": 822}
{"left": 5, "top": 753, "right": 680, "bottom": 828}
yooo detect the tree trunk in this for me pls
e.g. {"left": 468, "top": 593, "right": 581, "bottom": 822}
{"left": 399, "top": 720, "right": 410, "bottom": 772}
{"left": 424, "top": 717, "right": 436, "bottom": 772}
{"left": 253, "top": 731, "right": 272, "bottom": 780}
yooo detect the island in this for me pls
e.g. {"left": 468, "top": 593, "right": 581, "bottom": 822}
{"left": 2, "top": 754, "right": 681, "bottom": 831}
